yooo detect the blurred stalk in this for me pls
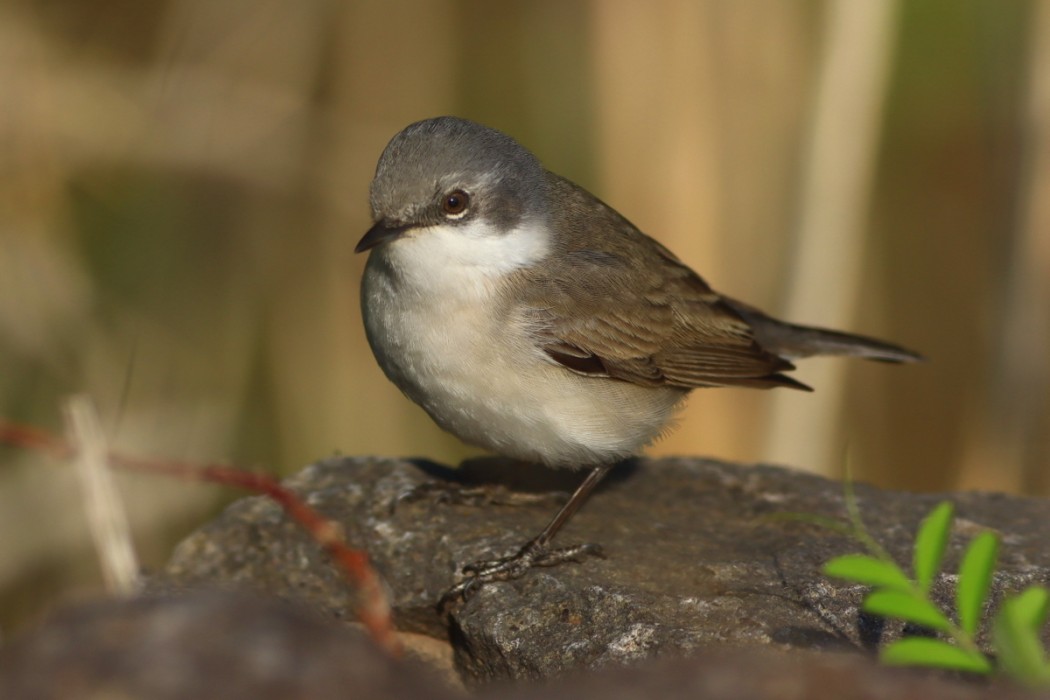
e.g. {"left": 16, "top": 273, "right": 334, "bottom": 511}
{"left": 959, "top": 1, "right": 1050, "bottom": 493}
{"left": 589, "top": 1, "right": 737, "bottom": 456}
{"left": 271, "top": 0, "right": 468, "bottom": 469}
{"left": 65, "top": 395, "right": 140, "bottom": 595}
{"left": 763, "top": 0, "right": 899, "bottom": 474}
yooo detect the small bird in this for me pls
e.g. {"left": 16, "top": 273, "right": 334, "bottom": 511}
{"left": 356, "top": 116, "right": 921, "bottom": 598}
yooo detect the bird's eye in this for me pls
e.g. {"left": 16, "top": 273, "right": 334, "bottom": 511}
{"left": 442, "top": 190, "right": 470, "bottom": 217}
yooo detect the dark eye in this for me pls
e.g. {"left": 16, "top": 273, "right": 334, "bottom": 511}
{"left": 442, "top": 190, "right": 470, "bottom": 217}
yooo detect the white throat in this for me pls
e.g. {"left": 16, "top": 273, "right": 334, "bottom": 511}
{"left": 377, "top": 219, "right": 550, "bottom": 297}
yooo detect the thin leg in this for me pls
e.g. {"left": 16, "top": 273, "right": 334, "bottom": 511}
{"left": 532, "top": 464, "right": 613, "bottom": 547}
{"left": 441, "top": 464, "right": 613, "bottom": 604}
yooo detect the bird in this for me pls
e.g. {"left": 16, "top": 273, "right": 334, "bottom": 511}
{"left": 355, "top": 116, "right": 922, "bottom": 599}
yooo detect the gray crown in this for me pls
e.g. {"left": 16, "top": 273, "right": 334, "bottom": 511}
{"left": 369, "top": 117, "right": 548, "bottom": 231}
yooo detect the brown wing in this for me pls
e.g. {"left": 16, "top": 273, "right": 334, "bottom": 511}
{"left": 514, "top": 174, "right": 810, "bottom": 392}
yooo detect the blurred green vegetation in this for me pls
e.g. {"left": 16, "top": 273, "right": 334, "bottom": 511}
{"left": 0, "top": 0, "right": 1047, "bottom": 632}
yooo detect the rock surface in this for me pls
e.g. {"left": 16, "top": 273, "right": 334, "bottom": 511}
{"left": 5, "top": 455, "right": 1050, "bottom": 698}
{"left": 0, "top": 590, "right": 459, "bottom": 700}
{"left": 155, "top": 456, "right": 1050, "bottom": 684}
{"left": 497, "top": 647, "right": 1042, "bottom": 700}
{"left": 5, "top": 592, "right": 1045, "bottom": 700}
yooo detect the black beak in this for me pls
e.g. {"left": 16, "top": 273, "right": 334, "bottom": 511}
{"left": 355, "top": 221, "right": 413, "bottom": 253}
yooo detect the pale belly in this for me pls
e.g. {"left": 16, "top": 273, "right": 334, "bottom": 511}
{"left": 361, "top": 252, "right": 685, "bottom": 467}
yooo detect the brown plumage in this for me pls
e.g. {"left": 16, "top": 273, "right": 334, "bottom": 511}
{"left": 512, "top": 173, "right": 918, "bottom": 395}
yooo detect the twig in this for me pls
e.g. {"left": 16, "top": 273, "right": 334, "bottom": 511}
{"left": 0, "top": 415, "right": 400, "bottom": 654}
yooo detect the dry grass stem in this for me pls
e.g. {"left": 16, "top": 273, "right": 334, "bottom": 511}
{"left": 63, "top": 395, "right": 141, "bottom": 596}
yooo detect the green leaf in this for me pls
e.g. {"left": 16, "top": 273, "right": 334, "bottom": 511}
{"left": 993, "top": 587, "right": 1050, "bottom": 687}
{"left": 882, "top": 637, "right": 992, "bottom": 674}
{"left": 863, "top": 589, "right": 952, "bottom": 631}
{"left": 1009, "top": 587, "right": 1050, "bottom": 629}
{"left": 824, "top": 554, "right": 912, "bottom": 591}
{"left": 914, "top": 502, "right": 954, "bottom": 592}
{"left": 956, "top": 531, "right": 999, "bottom": 636}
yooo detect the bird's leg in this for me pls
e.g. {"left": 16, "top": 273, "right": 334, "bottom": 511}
{"left": 441, "top": 464, "right": 613, "bottom": 604}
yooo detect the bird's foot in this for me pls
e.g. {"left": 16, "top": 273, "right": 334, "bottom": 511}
{"left": 440, "top": 537, "right": 604, "bottom": 606}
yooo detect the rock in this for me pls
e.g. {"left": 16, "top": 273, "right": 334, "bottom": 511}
{"left": 497, "top": 647, "right": 1043, "bottom": 700}
{"left": 5, "top": 593, "right": 1045, "bottom": 700}
{"left": 0, "top": 590, "right": 461, "bottom": 700}
{"left": 158, "top": 456, "right": 1050, "bottom": 684}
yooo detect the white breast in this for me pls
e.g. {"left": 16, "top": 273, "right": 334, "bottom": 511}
{"left": 360, "top": 220, "right": 684, "bottom": 467}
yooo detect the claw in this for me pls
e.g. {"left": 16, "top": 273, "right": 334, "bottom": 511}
{"left": 439, "top": 539, "right": 605, "bottom": 607}
{"left": 437, "top": 464, "right": 616, "bottom": 608}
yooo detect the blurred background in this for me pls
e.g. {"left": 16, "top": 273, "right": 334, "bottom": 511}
{"left": 1, "top": 0, "right": 1047, "bottom": 630}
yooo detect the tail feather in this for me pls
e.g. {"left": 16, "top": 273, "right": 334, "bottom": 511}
{"left": 722, "top": 297, "right": 924, "bottom": 364}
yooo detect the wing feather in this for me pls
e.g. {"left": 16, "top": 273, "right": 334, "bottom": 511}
{"left": 512, "top": 173, "right": 810, "bottom": 392}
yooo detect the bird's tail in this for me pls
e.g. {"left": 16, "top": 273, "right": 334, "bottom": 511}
{"left": 722, "top": 297, "right": 924, "bottom": 364}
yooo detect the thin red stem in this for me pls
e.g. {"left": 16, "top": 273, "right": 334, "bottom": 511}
{"left": 0, "top": 418, "right": 400, "bottom": 654}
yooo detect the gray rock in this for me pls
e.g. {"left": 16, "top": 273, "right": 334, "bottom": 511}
{"left": 498, "top": 647, "right": 1045, "bottom": 700}
{"left": 6, "top": 593, "right": 1046, "bottom": 700}
{"left": 159, "top": 456, "right": 1050, "bottom": 684}
{"left": 0, "top": 590, "right": 460, "bottom": 700}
